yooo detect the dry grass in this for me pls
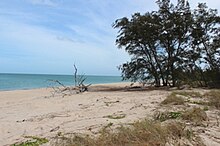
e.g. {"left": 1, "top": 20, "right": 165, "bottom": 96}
{"left": 182, "top": 107, "right": 207, "bottom": 125}
{"left": 173, "top": 91, "right": 202, "bottom": 98}
{"left": 161, "top": 93, "right": 185, "bottom": 105}
{"left": 53, "top": 120, "right": 166, "bottom": 146}
{"left": 154, "top": 107, "right": 208, "bottom": 126}
{"left": 166, "top": 121, "right": 190, "bottom": 140}
{"left": 52, "top": 119, "right": 199, "bottom": 146}
{"left": 204, "top": 90, "right": 220, "bottom": 109}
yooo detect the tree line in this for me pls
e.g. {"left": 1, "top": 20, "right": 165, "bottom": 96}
{"left": 113, "top": 0, "right": 220, "bottom": 88}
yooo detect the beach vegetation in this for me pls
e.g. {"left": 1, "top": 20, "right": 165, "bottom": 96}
{"left": 113, "top": 0, "right": 220, "bottom": 88}
{"left": 204, "top": 90, "right": 220, "bottom": 109}
{"left": 154, "top": 107, "right": 208, "bottom": 124}
{"left": 11, "top": 136, "right": 48, "bottom": 146}
{"left": 173, "top": 91, "right": 202, "bottom": 98}
{"left": 161, "top": 93, "right": 185, "bottom": 105}
{"left": 188, "top": 100, "right": 207, "bottom": 105}
{"left": 182, "top": 107, "right": 208, "bottom": 125}
{"left": 53, "top": 119, "right": 202, "bottom": 146}
{"left": 154, "top": 111, "right": 182, "bottom": 122}
{"left": 203, "top": 106, "right": 209, "bottom": 111}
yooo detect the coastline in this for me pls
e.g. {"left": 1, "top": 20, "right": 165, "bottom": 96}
{"left": 0, "top": 81, "right": 131, "bottom": 92}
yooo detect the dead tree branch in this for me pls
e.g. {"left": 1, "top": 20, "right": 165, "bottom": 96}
{"left": 47, "top": 64, "right": 91, "bottom": 97}
{"left": 74, "top": 64, "right": 77, "bottom": 87}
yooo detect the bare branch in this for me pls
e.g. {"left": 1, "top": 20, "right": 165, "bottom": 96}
{"left": 47, "top": 64, "right": 92, "bottom": 97}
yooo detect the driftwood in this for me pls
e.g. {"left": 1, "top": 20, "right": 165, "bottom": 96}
{"left": 72, "top": 64, "right": 92, "bottom": 93}
{"left": 48, "top": 65, "right": 91, "bottom": 97}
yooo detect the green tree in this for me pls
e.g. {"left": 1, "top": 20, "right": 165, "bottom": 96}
{"left": 191, "top": 3, "right": 220, "bottom": 87}
{"left": 113, "top": 0, "right": 220, "bottom": 87}
{"left": 113, "top": 12, "right": 164, "bottom": 86}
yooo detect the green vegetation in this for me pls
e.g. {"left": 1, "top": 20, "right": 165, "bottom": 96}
{"left": 113, "top": 0, "right": 220, "bottom": 87}
{"left": 154, "top": 111, "right": 182, "bottom": 122}
{"left": 53, "top": 119, "right": 202, "bottom": 146}
{"left": 203, "top": 106, "right": 209, "bottom": 111}
{"left": 161, "top": 93, "right": 185, "bottom": 105}
{"left": 12, "top": 136, "right": 48, "bottom": 146}
{"left": 154, "top": 107, "right": 208, "bottom": 125}
{"left": 161, "top": 91, "right": 208, "bottom": 125}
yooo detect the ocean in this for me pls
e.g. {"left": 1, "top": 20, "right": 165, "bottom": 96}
{"left": 0, "top": 73, "right": 124, "bottom": 91}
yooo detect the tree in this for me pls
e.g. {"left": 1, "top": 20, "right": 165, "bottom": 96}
{"left": 113, "top": 0, "right": 220, "bottom": 87}
{"left": 113, "top": 13, "right": 164, "bottom": 87}
{"left": 191, "top": 3, "right": 220, "bottom": 87}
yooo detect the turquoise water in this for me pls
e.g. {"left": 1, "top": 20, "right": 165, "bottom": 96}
{"left": 0, "top": 73, "right": 124, "bottom": 91}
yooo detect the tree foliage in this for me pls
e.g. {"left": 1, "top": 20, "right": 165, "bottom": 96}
{"left": 113, "top": 0, "right": 220, "bottom": 87}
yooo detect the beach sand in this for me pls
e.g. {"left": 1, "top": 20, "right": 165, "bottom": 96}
{"left": 0, "top": 83, "right": 219, "bottom": 145}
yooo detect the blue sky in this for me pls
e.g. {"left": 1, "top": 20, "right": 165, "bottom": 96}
{"left": 0, "top": 0, "right": 219, "bottom": 75}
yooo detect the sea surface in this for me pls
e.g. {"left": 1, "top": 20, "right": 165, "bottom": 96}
{"left": 0, "top": 73, "right": 124, "bottom": 91}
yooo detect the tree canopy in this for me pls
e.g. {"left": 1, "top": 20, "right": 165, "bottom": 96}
{"left": 113, "top": 0, "right": 220, "bottom": 87}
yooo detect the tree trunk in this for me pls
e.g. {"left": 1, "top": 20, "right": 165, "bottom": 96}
{"left": 171, "top": 64, "right": 176, "bottom": 87}
{"left": 155, "top": 77, "right": 161, "bottom": 87}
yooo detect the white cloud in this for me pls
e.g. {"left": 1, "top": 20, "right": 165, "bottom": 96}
{"left": 3, "top": 0, "right": 219, "bottom": 75}
{"left": 0, "top": 17, "right": 128, "bottom": 75}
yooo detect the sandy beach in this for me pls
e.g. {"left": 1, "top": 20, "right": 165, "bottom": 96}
{"left": 0, "top": 83, "right": 220, "bottom": 146}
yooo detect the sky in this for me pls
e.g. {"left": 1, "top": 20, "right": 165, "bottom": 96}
{"left": 0, "top": 0, "right": 220, "bottom": 76}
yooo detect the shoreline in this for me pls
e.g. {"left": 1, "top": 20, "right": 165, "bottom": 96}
{"left": 0, "top": 81, "right": 131, "bottom": 92}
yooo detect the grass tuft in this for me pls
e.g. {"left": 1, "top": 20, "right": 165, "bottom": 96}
{"left": 165, "top": 121, "right": 187, "bottom": 139}
{"left": 182, "top": 107, "right": 207, "bottom": 125}
{"left": 161, "top": 93, "right": 185, "bottom": 105}
{"left": 204, "top": 90, "right": 220, "bottom": 109}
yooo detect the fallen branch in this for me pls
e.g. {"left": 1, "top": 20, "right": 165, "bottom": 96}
{"left": 47, "top": 65, "right": 91, "bottom": 97}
